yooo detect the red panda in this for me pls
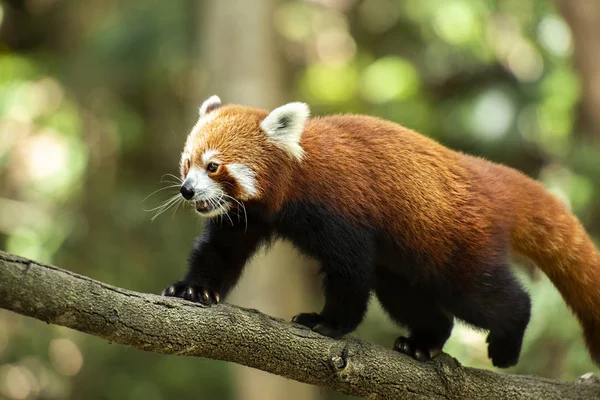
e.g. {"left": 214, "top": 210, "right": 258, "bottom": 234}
{"left": 163, "top": 95, "right": 600, "bottom": 368}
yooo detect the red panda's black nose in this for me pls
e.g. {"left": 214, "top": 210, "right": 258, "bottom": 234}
{"left": 180, "top": 183, "right": 195, "bottom": 200}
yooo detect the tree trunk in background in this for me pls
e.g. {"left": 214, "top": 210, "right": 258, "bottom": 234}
{"left": 197, "top": 1, "right": 321, "bottom": 400}
{"left": 556, "top": 0, "right": 600, "bottom": 139}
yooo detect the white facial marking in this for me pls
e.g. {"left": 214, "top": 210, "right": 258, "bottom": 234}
{"left": 185, "top": 167, "right": 222, "bottom": 200}
{"left": 183, "top": 166, "right": 232, "bottom": 218}
{"left": 260, "top": 102, "right": 310, "bottom": 161}
{"left": 227, "top": 163, "right": 259, "bottom": 200}
{"left": 202, "top": 149, "right": 221, "bottom": 165}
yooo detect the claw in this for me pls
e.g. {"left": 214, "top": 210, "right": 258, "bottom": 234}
{"left": 186, "top": 287, "right": 195, "bottom": 299}
{"left": 161, "top": 281, "right": 221, "bottom": 305}
{"left": 429, "top": 348, "right": 441, "bottom": 358}
{"left": 393, "top": 336, "right": 436, "bottom": 362}
{"left": 413, "top": 348, "right": 430, "bottom": 362}
{"left": 202, "top": 288, "right": 211, "bottom": 303}
{"left": 395, "top": 337, "right": 410, "bottom": 354}
{"left": 312, "top": 323, "right": 343, "bottom": 338}
{"left": 163, "top": 286, "right": 176, "bottom": 296}
{"left": 291, "top": 312, "right": 322, "bottom": 329}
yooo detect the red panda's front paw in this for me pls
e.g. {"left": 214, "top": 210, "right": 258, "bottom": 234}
{"left": 291, "top": 312, "right": 322, "bottom": 328}
{"left": 162, "top": 281, "right": 221, "bottom": 305}
{"left": 291, "top": 313, "right": 345, "bottom": 338}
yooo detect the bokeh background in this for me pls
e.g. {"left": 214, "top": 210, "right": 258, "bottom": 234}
{"left": 1, "top": 0, "right": 599, "bottom": 399}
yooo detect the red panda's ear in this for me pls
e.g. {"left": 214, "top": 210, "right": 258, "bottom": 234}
{"left": 199, "top": 95, "right": 222, "bottom": 117}
{"left": 260, "top": 102, "right": 310, "bottom": 161}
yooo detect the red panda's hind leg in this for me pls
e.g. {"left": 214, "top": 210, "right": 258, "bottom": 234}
{"left": 447, "top": 263, "right": 531, "bottom": 368}
{"left": 375, "top": 267, "right": 454, "bottom": 361}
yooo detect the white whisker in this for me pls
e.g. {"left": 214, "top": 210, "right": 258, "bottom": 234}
{"left": 145, "top": 193, "right": 183, "bottom": 221}
{"left": 141, "top": 184, "right": 181, "bottom": 203}
{"left": 216, "top": 192, "right": 235, "bottom": 227}
{"left": 161, "top": 180, "right": 182, "bottom": 186}
{"left": 161, "top": 173, "right": 182, "bottom": 183}
{"left": 209, "top": 197, "right": 225, "bottom": 226}
{"left": 144, "top": 194, "right": 180, "bottom": 212}
{"left": 223, "top": 211, "right": 234, "bottom": 226}
{"left": 171, "top": 197, "right": 184, "bottom": 219}
{"left": 140, "top": 172, "right": 187, "bottom": 221}
{"left": 219, "top": 191, "right": 248, "bottom": 233}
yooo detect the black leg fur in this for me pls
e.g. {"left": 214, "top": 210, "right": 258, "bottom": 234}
{"left": 445, "top": 264, "right": 531, "bottom": 368}
{"left": 277, "top": 202, "right": 375, "bottom": 338}
{"left": 290, "top": 251, "right": 375, "bottom": 337}
{"left": 374, "top": 267, "right": 453, "bottom": 361}
{"left": 163, "top": 214, "right": 270, "bottom": 304}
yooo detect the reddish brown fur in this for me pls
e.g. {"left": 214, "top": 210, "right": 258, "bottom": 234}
{"left": 185, "top": 104, "right": 600, "bottom": 364}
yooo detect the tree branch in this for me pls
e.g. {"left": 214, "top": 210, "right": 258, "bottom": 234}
{"left": 0, "top": 250, "right": 598, "bottom": 399}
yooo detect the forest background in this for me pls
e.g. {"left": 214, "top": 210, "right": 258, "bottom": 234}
{"left": 1, "top": 0, "right": 599, "bottom": 399}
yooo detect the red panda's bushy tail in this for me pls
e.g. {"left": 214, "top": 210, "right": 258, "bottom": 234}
{"left": 510, "top": 179, "right": 600, "bottom": 366}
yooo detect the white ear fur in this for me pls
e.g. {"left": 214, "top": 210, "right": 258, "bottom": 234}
{"left": 199, "top": 95, "right": 222, "bottom": 117}
{"left": 260, "top": 102, "right": 310, "bottom": 160}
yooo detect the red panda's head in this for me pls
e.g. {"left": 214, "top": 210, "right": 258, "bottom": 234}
{"left": 179, "top": 95, "right": 310, "bottom": 217}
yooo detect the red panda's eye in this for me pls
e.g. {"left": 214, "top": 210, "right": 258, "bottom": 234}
{"left": 207, "top": 162, "right": 219, "bottom": 173}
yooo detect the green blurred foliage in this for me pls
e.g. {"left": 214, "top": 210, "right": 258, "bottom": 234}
{"left": 0, "top": 0, "right": 599, "bottom": 399}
